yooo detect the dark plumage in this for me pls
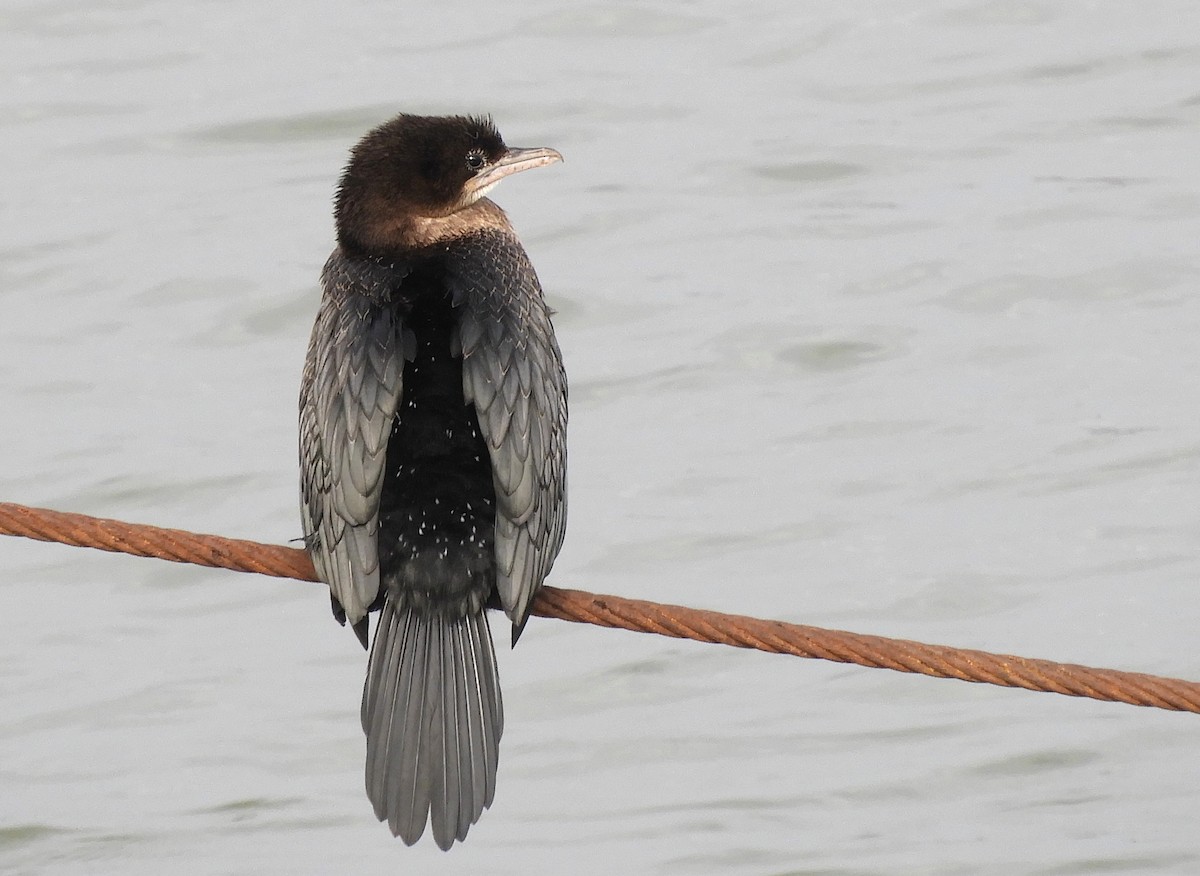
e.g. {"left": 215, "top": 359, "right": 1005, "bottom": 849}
{"left": 298, "top": 113, "right": 567, "bottom": 849}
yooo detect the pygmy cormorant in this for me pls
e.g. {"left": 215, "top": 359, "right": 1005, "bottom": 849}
{"left": 298, "top": 113, "right": 567, "bottom": 849}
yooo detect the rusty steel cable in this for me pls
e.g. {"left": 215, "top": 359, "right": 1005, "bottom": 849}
{"left": 1, "top": 500, "right": 1198, "bottom": 714}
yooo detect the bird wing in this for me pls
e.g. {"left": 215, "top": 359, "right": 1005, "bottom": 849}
{"left": 452, "top": 232, "right": 568, "bottom": 637}
{"left": 299, "top": 252, "right": 408, "bottom": 626}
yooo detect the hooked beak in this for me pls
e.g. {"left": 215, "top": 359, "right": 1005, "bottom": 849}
{"left": 470, "top": 146, "right": 563, "bottom": 195}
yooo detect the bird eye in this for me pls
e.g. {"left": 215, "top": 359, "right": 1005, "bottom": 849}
{"left": 465, "top": 152, "right": 486, "bottom": 171}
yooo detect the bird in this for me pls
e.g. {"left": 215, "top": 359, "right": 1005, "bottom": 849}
{"left": 297, "top": 112, "right": 567, "bottom": 850}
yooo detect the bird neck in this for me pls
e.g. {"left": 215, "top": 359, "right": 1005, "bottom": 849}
{"left": 338, "top": 198, "right": 512, "bottom": 258}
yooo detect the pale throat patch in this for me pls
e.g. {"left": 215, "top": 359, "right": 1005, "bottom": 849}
{"left": 461, "top": 181, "right": 499, "bottom": 207}
{"left": 397, "top": 197, "right": 512, "bottom": 250}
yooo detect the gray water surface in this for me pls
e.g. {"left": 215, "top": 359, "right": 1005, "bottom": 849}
{"left": 3, "top": 2, "right": 1200, "bottom": 874}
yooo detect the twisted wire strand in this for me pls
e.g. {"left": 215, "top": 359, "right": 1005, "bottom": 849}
{"left": 2, "top": 500, "right": 1197, "bottom": 714}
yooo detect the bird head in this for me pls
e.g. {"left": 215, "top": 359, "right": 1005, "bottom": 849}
{"left": 334, "top": 113, "right": 562, "bottom": 254}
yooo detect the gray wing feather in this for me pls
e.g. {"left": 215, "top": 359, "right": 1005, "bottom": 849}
{"left": 299, "top": 253, "right": 406, "bottom": 625}
{"left": 454, "top": 234, "right": 568, "bottom": 632}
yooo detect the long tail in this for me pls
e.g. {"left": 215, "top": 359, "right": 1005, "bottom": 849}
{"left": 361, "top": 597, "right": 503, "bottom": 850}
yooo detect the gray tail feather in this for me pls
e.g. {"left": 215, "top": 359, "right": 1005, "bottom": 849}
{"left": 361, "top": 597, "right": 503, "bottom": 850}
